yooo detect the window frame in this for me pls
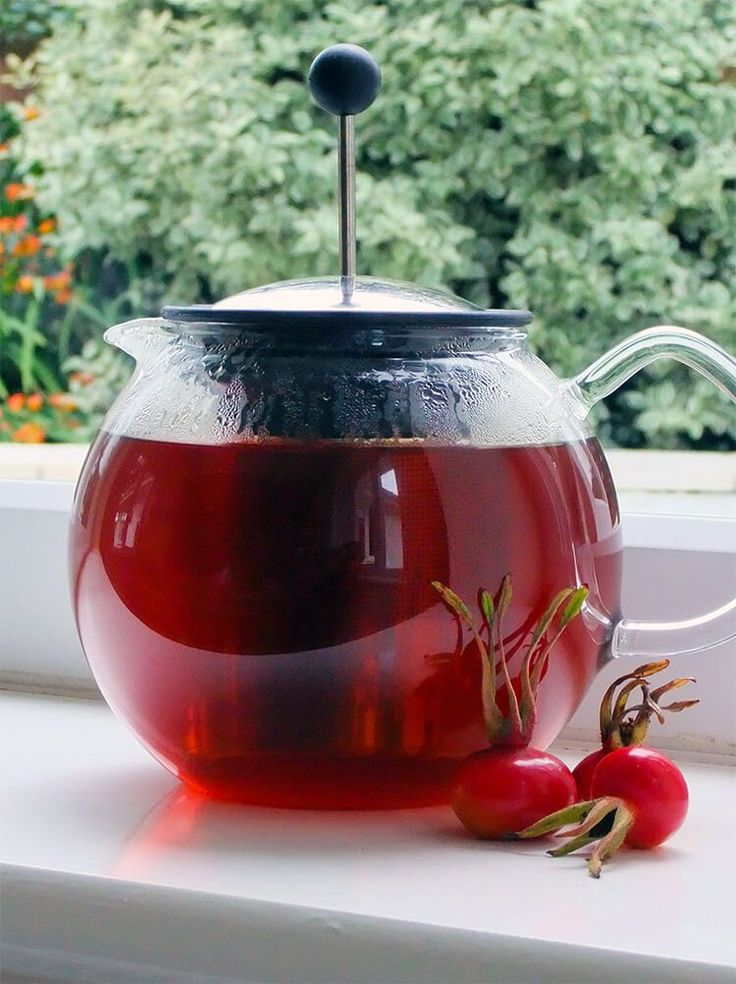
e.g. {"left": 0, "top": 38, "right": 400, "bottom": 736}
{"left": 1, "top": 463, "right": 734, "bottom": 760}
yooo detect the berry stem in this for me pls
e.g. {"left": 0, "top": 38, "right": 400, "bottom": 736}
{"left": 432, "top": 576, "right": 588, "bottom": 748}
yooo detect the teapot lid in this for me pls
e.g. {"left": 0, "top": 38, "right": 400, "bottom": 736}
{"left": 163, "top": 276, "right": 531, "bottom": 328}
{"left": 162, "top": 44, "right": 531, "bottom": 331}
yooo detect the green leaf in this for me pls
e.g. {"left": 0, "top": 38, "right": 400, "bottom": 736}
{"left": 480, "top": 589, "right": 494, "bottom": 625}
{"left": 529, "top": 588, "right": 573, "bottom": 649}
{"left": 431, "top": 581, "right": 472, "bottom": 622}
{"left": 559, "top": 586, "right": 589, "bottom": 627}
{"left": 496, "top": 573, "right": 513, "bottom": 620}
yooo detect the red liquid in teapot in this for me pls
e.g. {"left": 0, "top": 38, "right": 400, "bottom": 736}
{"left": 70, "top": 434, "right": 622, "bottom": 808}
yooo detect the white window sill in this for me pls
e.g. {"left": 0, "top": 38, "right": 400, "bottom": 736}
{"left": 1, "top": 472, "right": 734, "bottom": 534}
{"left": 1, "top": 692, "right": 734, "bottom": 984}
{"left": 1, "top": 444, "right": 735, "bottom": 491}
{"left": 1, "top": 457, "right": 734, "bottom": 980}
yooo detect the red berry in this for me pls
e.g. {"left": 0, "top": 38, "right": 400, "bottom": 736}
{"left": 452, "top": 747, "right": 576, "bottom": 839}
{"left": 591, "top": 746, "right": 689, "bottom": 849}
{"left": 572, "top": 747, "right": 608, "bottom": 799}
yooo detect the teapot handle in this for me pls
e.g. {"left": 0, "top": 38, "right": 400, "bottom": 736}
{"left": 570, "top": 325, "right": 736, "bottom": 660}
{"left": 571, "top": 325, "right": 736, "bottom": 410}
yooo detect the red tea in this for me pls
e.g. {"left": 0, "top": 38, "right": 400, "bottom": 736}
{"left": 70, "top": 434, "right": 622, "bottom": 808}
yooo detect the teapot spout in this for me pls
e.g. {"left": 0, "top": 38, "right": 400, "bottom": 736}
{"left": 104, "top": 318, "right": 167, "bottom": 362}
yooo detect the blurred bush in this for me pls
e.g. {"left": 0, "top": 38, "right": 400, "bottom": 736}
{"left": 11, "top": 0, "right": 736, "bottom": 447}
{"left": 0, "top": 104, "right": 72, "bottom": 392}
{"left": 0, "top": 339, "right": 129, "bottom": 442}
{"left": 0, "top": 1, "right": 62, "bottom": 50}
{"left": 0, "top": 101, "right": 132, "bottom": 441}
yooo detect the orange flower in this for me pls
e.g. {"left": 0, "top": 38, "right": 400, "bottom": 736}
{"left": 16, "top": 274, "right": 35, "bottom": 293}
{"left": 70, "top": 371, "right": 94, "bottom": 387}
{"left": 49, "top": 393, "right": 77, "bottom": 412}
{"left": 0, "top": 215, "right": 27, "bottom": 234}
{"left": 6, "top": 393, "right": 25, "bottom": 412}
{"left": 54, "top": 288, "right": 73, "bottom": 304}
{"left": 5, "top": 183, "right": 35, "bottom": 202}
{"left": 12, "top": 234, "right": 42, "bottom": 257}
{"left": 38, "top": 218, "right": 56, "bottom": 235}
{"left": 0, "top": 143, "right": 8, "bottom": 155}
{"left": 43, "top": 269, "right": 71, "bottom": 291}
{"left": 26, "top": 393, "right": 43, "bottom": 412}
{"left": 0, "top": 216, "right": 14, "bottom": 233}
{"left": 12, "top": 422, "right": 46, "bottom": 443}
{"left": 24, "top": 105, "right": 40, "bottom": 121}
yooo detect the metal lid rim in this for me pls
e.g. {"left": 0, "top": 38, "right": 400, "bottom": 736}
{"left": 161, "top": 306, "right": 533, "bottom": 328}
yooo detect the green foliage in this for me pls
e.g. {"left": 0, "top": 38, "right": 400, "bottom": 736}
{"left": 15, "top": 0, "right": 736, "bottom": 447}
{"left": 0, "top": 339, "right": 131, "bottom": 443}
{"left": 61, "top": 339, "right": 133, "bottom": 440}
{"left": 0, "top": 103, "right": 67, "bottom": 398}
{"left": 0, "top": 103, "right": 133, "bottom": 438}
{"left": 0, "top": 1, "right": 64, "bottom": 48}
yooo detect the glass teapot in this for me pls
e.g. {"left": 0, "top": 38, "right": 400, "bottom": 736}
{"left": 69, "top": 45, "right": 736, "bottom": 809}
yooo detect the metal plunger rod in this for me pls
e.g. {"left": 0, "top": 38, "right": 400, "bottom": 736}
{"left": 307, "top": 44, "right": 382, "bottom": 304}
{"left": 338, "top": 114, "right": 357, "bottom": 301}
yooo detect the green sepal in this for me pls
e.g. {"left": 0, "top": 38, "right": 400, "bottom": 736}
{"left": 517, "top": 799, "right": 598, "bottom": 839}
{"left": 480, "top": 589, "right": 494, "bottom": 626}
{"left": 559, "top": 585, "right": 589, "bottom": 627}
{"left": 431, "top": 581, "right": 472, "bottom": 622}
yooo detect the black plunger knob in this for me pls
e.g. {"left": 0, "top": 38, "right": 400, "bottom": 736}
{"left": 308, "top": 44, "right": 382, "bottom": 116}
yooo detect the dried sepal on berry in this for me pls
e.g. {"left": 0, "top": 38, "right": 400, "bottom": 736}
{"left": 597, "top": 660, "right": 698, "bottom": 750}
{"left": 517, "top": 796, "right": 635, "bottom": 879}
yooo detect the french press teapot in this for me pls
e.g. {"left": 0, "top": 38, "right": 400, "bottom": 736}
{"left": 70, "top": 45, "right": 736, "bottom": 808}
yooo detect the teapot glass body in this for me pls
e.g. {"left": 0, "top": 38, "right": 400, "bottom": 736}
{"left": 69, "top": 306, "right": 734, "bottom": 808}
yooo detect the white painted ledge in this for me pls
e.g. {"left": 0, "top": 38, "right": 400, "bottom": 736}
{"left": 606, "top": 449, "right": 736, "bottom": 493}
{"left": 0, "top": 477, "right": 733, "bottom": 551}
{"left": 622, "top": 508, "right": 735, "bottom": 552}
{"left": 0, "top": 445, "right": 734, "bottom": 492}
{"left": 0, "top": 443, "right": 88, "bottom": 482}
{"left": 0, "top": 478, "right": 74, "bottom": 511}
{"left": 1, "top": 693, "right": 734, "bottom": 984}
